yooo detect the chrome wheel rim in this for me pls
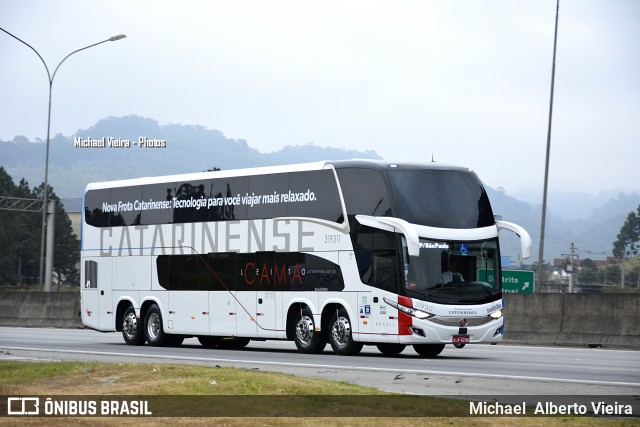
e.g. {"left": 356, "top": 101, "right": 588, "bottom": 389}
{"left": 296, "top": 315, "right": 315, "bottom": 345}
{"left": 331, "top": 316, "right": 351, "bottom": 348}
{"left": 122, "top": 311, "right": 138, "bottom": 340}
{"left": 146, "top": 312, "right": 160, "bottom": 341}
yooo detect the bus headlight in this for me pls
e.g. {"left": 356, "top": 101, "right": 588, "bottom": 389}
{"left": 384, "top": 298, "right": 435, "bottom": 320}
{"left": 489, "top": 309, "right": 503, "bottom": 320}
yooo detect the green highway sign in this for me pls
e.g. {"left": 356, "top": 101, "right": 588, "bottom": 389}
{"left": 477, "top": 269, "right": 535, "bottom": 293}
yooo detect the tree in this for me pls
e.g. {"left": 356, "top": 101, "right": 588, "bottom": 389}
{"left": 603, "top": 263, "right": 621, "bottom": 286}
{"left": 578, "top": 258, "right": 599, "bottom": 284}
{"left": 0, "top": 167, "right": 79, "bottom": 287}
{"left": 0, "top": 168, "right": 25, "bottom": 284}
{"left": 613, "top": 205, "right": 640, "bottom": 259}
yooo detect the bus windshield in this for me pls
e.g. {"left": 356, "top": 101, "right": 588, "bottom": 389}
{"left": 402, "top": 238, "right": 500, "bottom": 304}
{"left": 387, "top": 168, "right": 494, "bottom": 228}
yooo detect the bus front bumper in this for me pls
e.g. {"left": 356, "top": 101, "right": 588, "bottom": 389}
{"left": 399, "top": 317, "right": 504, "bottom": 345}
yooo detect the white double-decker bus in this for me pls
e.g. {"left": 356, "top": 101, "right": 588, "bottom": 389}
{"left": 81, "top": 160, "right": 530, "bottom": 357}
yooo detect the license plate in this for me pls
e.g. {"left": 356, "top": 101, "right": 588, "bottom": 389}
{"left": 452, "top": 335, "right": 470, "bottom": 344}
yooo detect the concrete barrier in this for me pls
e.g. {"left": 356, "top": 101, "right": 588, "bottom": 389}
{"left": 0, "top": 292, "right": 83, "bottom": 328}
{"left": 0, "top": 292, "right": 638, "bottom": 349}
{"left": 503, "top": 293, "right": 640, "bottom": 349}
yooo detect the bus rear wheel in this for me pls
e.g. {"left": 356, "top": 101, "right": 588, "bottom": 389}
{"left": 413, "top": 343, "right": 445, "bottom": 358}
{"left": 294, "top": 307, "right": 326, "bottom": 354}
{"left": 122, "top": 306, "right": 145, "bottom": 345}
{"left": 143, "top": 304, "right": 183, "bottom": 347}
{"left": 328, "top": 308, "right": 363, "bottom": 356}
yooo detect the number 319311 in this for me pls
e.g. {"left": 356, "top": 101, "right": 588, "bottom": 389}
{"left": 324, "top": 234, "right": 341, "bottom": 244}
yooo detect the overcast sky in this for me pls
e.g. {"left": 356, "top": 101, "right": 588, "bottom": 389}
{"left": 1, "top": 0, "right": 638, "bottom": 197}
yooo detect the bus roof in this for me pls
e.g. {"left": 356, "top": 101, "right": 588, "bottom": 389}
{"left": 328, "top": 159, "right": 474, "bottom": 173}
{"left": 84, "top": 161, "right": 331, "bottom": 192}
{"left": 84, "top": 159, "right": 476, "bottom": 192}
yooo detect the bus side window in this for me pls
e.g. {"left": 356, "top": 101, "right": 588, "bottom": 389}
{"left": 351, "top": 225, "right": 399, "bottom": 293}
{"left": 85, "top": 260, "right": 97, "bottom": 289}
{"left": 356, "top": 249, "right": 398, "bottom": 293}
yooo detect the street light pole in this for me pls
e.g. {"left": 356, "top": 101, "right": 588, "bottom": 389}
{"left": 536, "top": 0, "right": 560, "bottom": 291}
{"left": 1, "top": 28, "right": 126, "bottom": 291}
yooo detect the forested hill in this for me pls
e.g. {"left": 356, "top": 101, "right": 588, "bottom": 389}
{"left": 486, "top": 187, "right": 640, "bottom": 266}
{"left": 0, "top": 115, "right": 380, "bottom": 198}
{"left": 1, "top": 114, "right": 638, "bottom": 262}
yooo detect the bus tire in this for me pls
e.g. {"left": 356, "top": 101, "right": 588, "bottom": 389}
{"left": 328, "top": 308, "right": 363, "bottom": 356}
{"left": 376, "top": 343, "right": 406, "bottom": 355}
{"left": 144, "top": 304, "right": 168, "bottom": 347}
{"left": 294, "top": 307, "right": 326, "bottom": 354}
{"left": 165, "top": 335, "right": 184, "bottom": 347}
{"left": 121, "top": 306, "right": 145, "bottom": 346}
{"left": 198, "top": 336, "right": 221, "bottom": 348}
{"left": 413, "top": 343, "right": 445, "bottom": 358}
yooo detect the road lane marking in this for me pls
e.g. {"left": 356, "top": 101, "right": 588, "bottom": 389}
{"left": 1, "top": 345, "right": 639, "bottom": 389}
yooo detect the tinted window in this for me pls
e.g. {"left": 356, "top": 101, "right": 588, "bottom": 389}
{"left": 351, "top": 225, "right": 397, "bottom": 251}
{"left": 84, "top": 188, "right": 111, "bottom": 227}
{"left": 336, "top": 168, "right": 391, "bottom": 216}
{"left": 287, "top": 252, "right": 344, "bottom": 292}
{"left": 351, "top": 226, "right": 399, "bottom": 293}
{"left": 387, "top": 169, "right": 494, "bottom": 228}
{"left": 169, "top": 180, "right": 212, "bottom": 223}
{"left": 140, "top": 184, "right": 174, "bottom": 225}
{"left": 402, "top": 238, "right": 501, "bottom": 305}
{"left": 207, "top": 253, "right": 236, "bottom": 291}
{"left": 156, "top": 254, "right": 210, "bottom": 291}
{"left": 247, "top": 173, "right": 289, "bottom": 220}
{"left": 157, "top": 252, "right": 344, "bottom": 292}
{"left": 84, "top": 260, "right": 97, "bottom": 289}
{"left": 286, "top": 170, "right": 343, "bottom": 221}
{"left": 355, "top": 249, "right": 398, "bottom": 293}
{"left": 84, "top": 169, "right": 343, "bottom": 227}
{"left": 84, "top": 186, "right": 142, "bottom": 227}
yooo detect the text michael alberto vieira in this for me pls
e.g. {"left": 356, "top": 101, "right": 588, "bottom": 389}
{"left": 74, "top": 136, "right": 166, "bottom": 148}
{"left": 469, "top": 400, "right": 633, "bottom": 416}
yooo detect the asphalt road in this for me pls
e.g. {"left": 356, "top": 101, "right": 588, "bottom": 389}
{"left": 1, "top": 327, "right": 639, "bottom": 398}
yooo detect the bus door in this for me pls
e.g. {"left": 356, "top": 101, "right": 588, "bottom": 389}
{"left": 370, "top": 292, "right": 400, "bottom": 341}
{"left": 82, "top": 257, "right": 113, "bottom": 331}
{"left": 236, "top": 253, "right": 258, "bottom": 337}
{"left": 355, "top": 249, "right": 401, "bottom": 342}
{"left": 208, "top": 253, "right": 238, "bottom": 336}
{"left": 166, "top": 255, "right": 209, "bottom": 335}
{"left": 255, "top": 252, "right": 277, "bottom": 338}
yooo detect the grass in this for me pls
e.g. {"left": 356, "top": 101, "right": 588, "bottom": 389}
{"left": 0, "top": 361, "right": 636, "bottom": 427}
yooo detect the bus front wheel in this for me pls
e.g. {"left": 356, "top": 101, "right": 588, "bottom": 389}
{"left": 328, "top": 308, "right": 363, "bottom": 356}
{"left": 413, "top": 343, "right": 445, "bottom": 358}
{"left": 293, "top": 307, "right": 326, "bottom": 354}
